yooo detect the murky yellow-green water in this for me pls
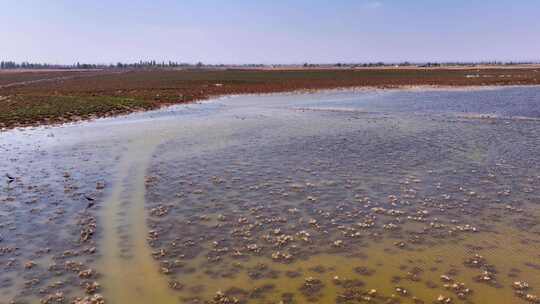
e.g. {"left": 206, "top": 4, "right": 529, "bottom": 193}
{"left": 1, "top": 87, "right": 540, "bottom": 304}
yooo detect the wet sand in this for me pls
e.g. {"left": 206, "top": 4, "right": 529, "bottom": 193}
{"left": 1, "top": 86, "right": 539, "bottom": 304}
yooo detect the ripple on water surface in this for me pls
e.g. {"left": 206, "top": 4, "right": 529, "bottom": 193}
{"left": 1, "top": 87, "right": 540, "bottom": 304}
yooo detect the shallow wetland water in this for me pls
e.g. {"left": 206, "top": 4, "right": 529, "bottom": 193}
{"left": 1, "top": 87, "right": 540, "bottom": 304}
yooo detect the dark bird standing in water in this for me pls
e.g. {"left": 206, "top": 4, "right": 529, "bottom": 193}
{"left": 6, "top": 174, "right": 15, "bottom": 184}
{"left": 84, "top": 195, "right": 96, "bottom": 209}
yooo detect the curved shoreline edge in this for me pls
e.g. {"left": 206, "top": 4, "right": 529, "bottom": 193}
{"left": 2, "top": 82, "right": 540, "bottom": 132}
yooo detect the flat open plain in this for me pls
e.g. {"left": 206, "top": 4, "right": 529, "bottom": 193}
{"left": 1, "top": 67, "right": 539, "bottom": 129}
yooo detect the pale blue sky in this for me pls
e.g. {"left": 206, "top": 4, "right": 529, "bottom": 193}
{"left": 1, "top": 0, "right": 539, "bottom": 64}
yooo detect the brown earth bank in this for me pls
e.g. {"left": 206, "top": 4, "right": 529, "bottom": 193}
{"left": 1, "top": 68, "right": 539, "bottom": 130}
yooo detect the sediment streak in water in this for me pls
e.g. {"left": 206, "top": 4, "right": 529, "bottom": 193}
{"left": 98, "top": 137, "right": 178, "bottom": 304}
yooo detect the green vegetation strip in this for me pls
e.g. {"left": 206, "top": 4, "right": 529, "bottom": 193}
{"left": 0, "top": 95, "right": 153, "bottom": 127}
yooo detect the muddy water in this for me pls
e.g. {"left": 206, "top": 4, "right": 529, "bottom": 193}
{"left": 98, "top": 136, "right": 178, "bottom": 303}
{"left": 1, "top": 86, "right": 540, "bottom": 304}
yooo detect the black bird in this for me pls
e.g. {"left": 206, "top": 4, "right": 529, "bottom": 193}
{"left": 84, "top": 195, "right": 96, "bottom": 209}
{"left": 6, "top": 173, "right": 15, "bottom": 184}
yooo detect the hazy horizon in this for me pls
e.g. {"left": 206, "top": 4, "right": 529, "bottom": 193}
{"left": 2, "top": 0, "right": 539, "bottom": 65}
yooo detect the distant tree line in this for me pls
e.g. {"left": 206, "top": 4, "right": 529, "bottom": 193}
{"left": 111, "top": 60, "right": 190, "bottom": 69}
{"left": 1, "top": 60, "right": 538, "bottom": 70}
{"left": 0, "top": 61, "right": 69, "bottom": 69}
{"left": 336, "top": 61, "right": 538, "bottom": 68}
{"left": 0, "top": 60, "right": 193, "bottom": 70}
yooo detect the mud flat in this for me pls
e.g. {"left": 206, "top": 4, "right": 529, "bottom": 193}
{"left": 1, "top": 86, "right": 540, "bottom": 304}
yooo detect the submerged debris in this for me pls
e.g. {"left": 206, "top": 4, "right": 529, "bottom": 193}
{"left": 210, "top": 291, "right": 239, "bottom": 304}
{"left": 72, "top": 294, "right": 105, "bottom": 304}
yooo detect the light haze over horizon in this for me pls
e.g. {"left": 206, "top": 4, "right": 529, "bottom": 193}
{"left": 1, "top": 0, "right": 539, "bottom": 65}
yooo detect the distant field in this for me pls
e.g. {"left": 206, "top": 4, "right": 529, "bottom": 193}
{"left": 0, "top": 70, "right": 103, "bottom": 87}
{"left": 1, "top": 68, "right": 539, "bottom": 129}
